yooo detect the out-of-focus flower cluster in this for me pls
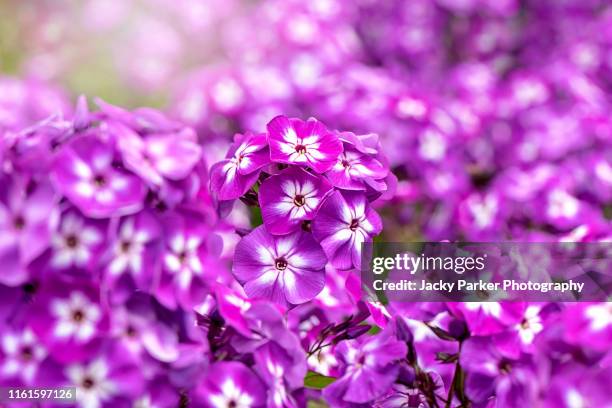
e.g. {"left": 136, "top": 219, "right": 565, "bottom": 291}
{"left": 169, "top": 0, "right": 612, "bottom": 245}
{"left": 1, "top": 0, "right": 612, "bottom": 407}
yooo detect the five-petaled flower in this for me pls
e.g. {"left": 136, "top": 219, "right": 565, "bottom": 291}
{"left": 233, "top": 226, "right": 326, "bottom": 308}
{"left": 267, "top": 115, "right": 342, "bottom": 173}
{"left": 312, "top": 190, "right": 383, "bottom": 270}
{"left": 259, "top": 167, "right": 332, "bottom": 235}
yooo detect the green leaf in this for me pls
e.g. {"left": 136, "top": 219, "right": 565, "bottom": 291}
{"left": 367, "top": 324, "right": 382, "bottom": 335}
{"left": 250, "top": 206, "right": 263, "bottom": 227}
{"left": 304, "top": 371, "right": 337, "bottom": 389}
{"left": 307, "top": 400, "right": 330, "bottom": 408}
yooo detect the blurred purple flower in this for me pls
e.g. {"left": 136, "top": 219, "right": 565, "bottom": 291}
{"left": 323, "top": 328, "right": 407, "bottom": 406}
{"left": 52, "top": 136, "right": 146, "bottom": 218}
{"left": 0, "top": 178, "right": 58, "bottom": 286}
{"left": 196, "top": 361, "right": 267, "bottom": 408}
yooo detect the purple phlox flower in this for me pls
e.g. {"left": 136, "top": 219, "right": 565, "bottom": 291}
{"left": 267, "top": 115, "right": 343, "bottom": 173}
{"left": 111, "top": 298, "right": 180, "bottom": 364}
{"left": 115, "top": 120, "right": 202, "bottom": 187}
{"left": 259, "top": 167, "right": 332, "bottom": 235}
{"left": 312, "top": 190, "right": 382, "bottom": 270}
{"left": 50, "top": 211, "right": 104, "bottom": 271}
{"left": 229, "top": 302, "right": 307, "bottom": 384}
{"left": 29, "top": 281, "right": 109, "bottom": 363}
{"left": 63, "top": 344, "right": 144, "bottom": 408}
{"left": 447, "top": 302, "right": 518, "bottom": 336}
{"left": 196, "top": 361, "right": 267, "bottom": 408}
{"left": 214, "top": 284, "right": 257, "bottom": 337}
{"left": 542, "top": 188, "right": 593, "bottom": 229}
{"left": 103, "top": 211, "right": 161, "bottom": 292}
{"left": 461, "top": 336, "right": 540, "bottom": 406}
{"left": 0, "top": 178, "right": 58, "bottom": 286}
{"left": 254, "top": 341, "right": 303, "bottom": 408}
{"left": 52, "top": 136, "right": 146, "bottom": 218}
{"left": 210, "top": 132, "right": 270, "bottom": 200}
{"left": 133, "top": 376, "right": 180, "bottom": 408}
{"left": 544, "top": 363, "right": 612, "bottom": 408}
{"left": 563, "top": 303, "right": 612, "bottom": 351}
{"left": 0, "top": 328, "right": 47, "bottom": 385}
{"left": 3, "top": 116, "right": 72, "bottom": 174}
{"left": 233, "top": 226, "right": 326, "bottom": 307}
{"left": 156, "top": 214, "right": 213, "bottom": 309}
{"left": 458, "top": 192, "right": 505, "bottom": 239}
{"left": 94, "top": 98, "right": 183, "bottom": 134}
{"left": 492, "top": 304, "right": 553, "bottom": 357}
{"left": 0, "top": 76, "right": 71, "bottom": 131}
{"left": 325, "top": 132, "right": 389, "bottom": 192}
{"left": 322, "top": 327, "right": 407, "bottom": 405}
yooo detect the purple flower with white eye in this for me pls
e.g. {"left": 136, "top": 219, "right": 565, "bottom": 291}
{"left": 62, "top": 346, "right": 144, "bottom": 408}
{"left": 111, "top": 298, "right": 179, "bottom": 364}
{"left": 156, "top": 214, "right": 212, "bottom": 309}
{"left": 267, "top": 115, "right": 343, "bottom": 173}
{"left": 51, "top": 292, "right": 102, "bottom": 343}
{"left": 254, "top": 342, "right": 301, "bottom": 408}
{"left": 0, "top": 178, "right": 58, "bottom": 286}
{"left": 326, "top": 133, "right": 388, "bottom": 191}
{"left": 65, "top": 358, "right": 117, "bottom": 408}
{"left": 0, "top": 329, "right": 47, "bottom": 385}
{"left": 29, "top": 281, "right": 109, "bottom": 364}
{"left": 323, "top": 328, "right": 407, "bottom": 406}
{"left": 259, "top": 167, "right": 332, "bottom": 235}
{"left": 460, "top": 336, "right": 539, "bottom": 406}
{"left": 104, "top": 211, "right": 161, "bottom": 291}
{"left": 210, "top": 132, "right": 270, "bottom": 200}
{"left": 312, "top": 191, "right": 382, "bottom": 270}
{"left": 51, "top": 136, "right": 146, "bottom": 218}
{"left": 196, "top": 361, "right": 267, "bottom": 408}
{"left": 50, "top": 212, "right": 103, "bottom": 271}
{"left": 115, "top": 122, "right": 202, "bottom": 187}
{"left": 563, "top": 303, "right": 612, "bottom": 351}
{"left": 232, "top": 226, "right": 326, "bottom": 307}
{"left": 544, "top": 364, "right": 612, "bottom": 408}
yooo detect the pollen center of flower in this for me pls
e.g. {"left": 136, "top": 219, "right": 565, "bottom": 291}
{"left": 121, "top": 241, "right": 131, "bottom": 253}
{"left": 295, "top": 144, "right": 307, "bottom": 154}
{"left": 275, "top": 257, "right": 288, "bottom": 270}
{"left": 13, "top": 216, "right": 25, "bottom": 230}
{"left": 349, "top": 218, "right": 360, "bottom": 231}
{"left": 93, "top": 174, "right": 106, "bottom": 187}
{"left": 498, "top": 360, "right": 512, "bottom": 374}
{"left": 82, "top": 377, "right": 95, "bottom": 389}
{"left": 126, "top": 325, "right": 137, "bottom": 337}
{"left": 293, "top": 194, "right": 306, "bottom": 207}
{"left": 72, "top": 309, "right": 84, "bottom": 322}
{"left": 21, "top": 346, "right": 33, "bottom": 361}
{"left": 228, "top": 401, "right": 237, "bottom": 408}
{"left": 520, "top": 318, "right": 530, "bottom": 329}
{"left": 342, "top": 159, "right": 350, "bottom": 168}
{"left": 66, "top": 235, "right": 79, "bottom": 248}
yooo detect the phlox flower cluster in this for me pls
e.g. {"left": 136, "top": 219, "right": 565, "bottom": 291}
{"left": 0, "top": 0, "right": 612, "bottom": 407}
{"left": 211, "top": 115, "right": 391, "bottom": 308}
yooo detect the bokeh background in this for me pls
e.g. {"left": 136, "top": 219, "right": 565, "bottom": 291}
{"left": 2, "top": 0, "right": 612, "bottom": 241}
